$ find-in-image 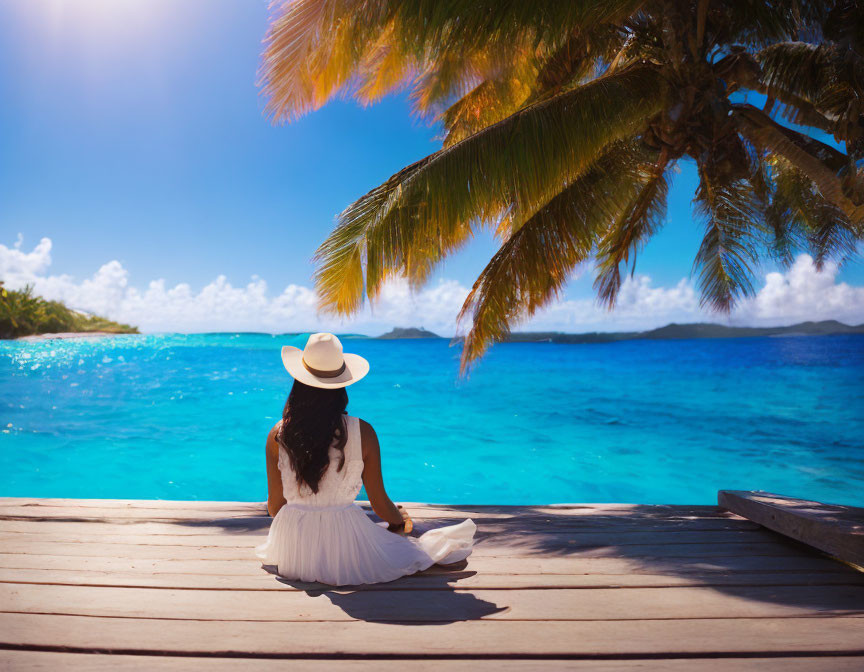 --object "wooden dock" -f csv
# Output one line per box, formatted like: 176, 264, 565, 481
1, 497, 863, 670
